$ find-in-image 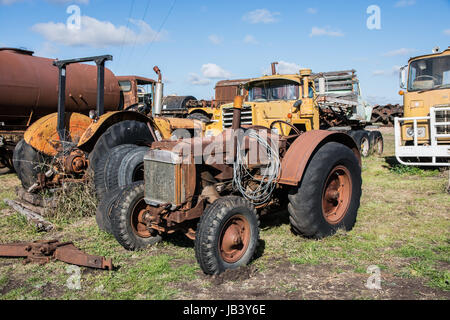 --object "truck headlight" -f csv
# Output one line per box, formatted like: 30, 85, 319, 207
405, 126, 426, 138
